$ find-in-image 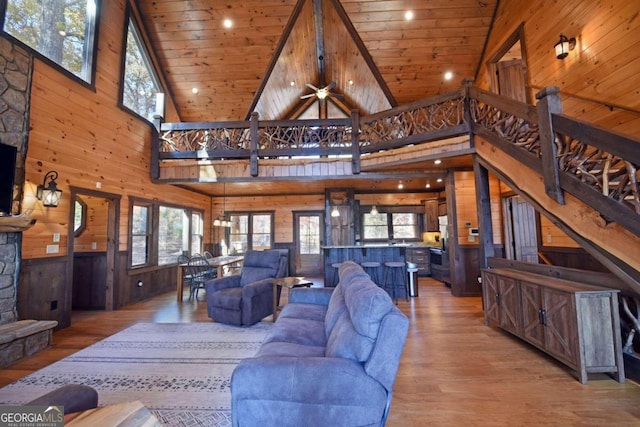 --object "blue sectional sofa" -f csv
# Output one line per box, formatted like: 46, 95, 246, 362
231, 261, 410, 427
